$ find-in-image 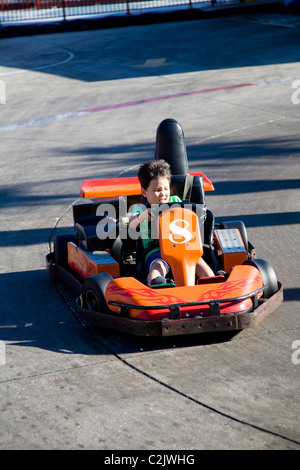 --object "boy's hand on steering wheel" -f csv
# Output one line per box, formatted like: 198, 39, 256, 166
138, 208, 152, 223
149, 205, 160, 220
